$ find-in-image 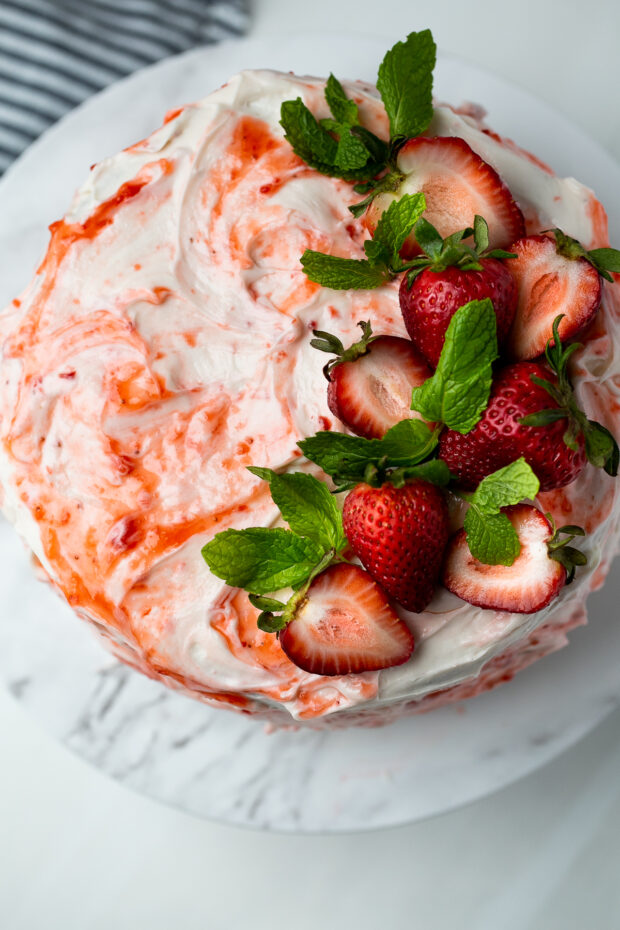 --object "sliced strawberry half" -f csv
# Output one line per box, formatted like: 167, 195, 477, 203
367, 137, 525, 256
279, 563, 414, 676
442, 504, 566, 614
327, 335, 432, 438
505, 234, 602, 360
